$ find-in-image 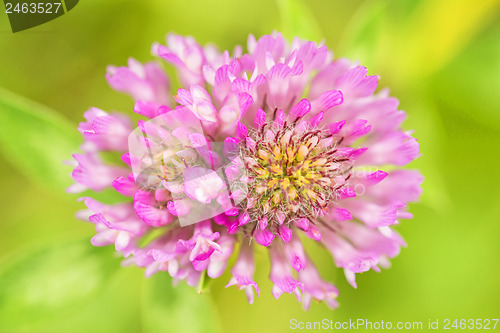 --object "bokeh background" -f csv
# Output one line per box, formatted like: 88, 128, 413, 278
1, 0, 499, 332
